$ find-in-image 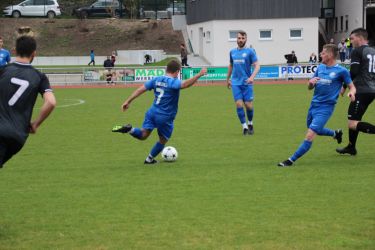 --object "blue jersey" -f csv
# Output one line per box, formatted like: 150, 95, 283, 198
0, 49, 11, 66
311, 64, 352, 105
229, 47, 258, 85
144, 75, 182, 119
